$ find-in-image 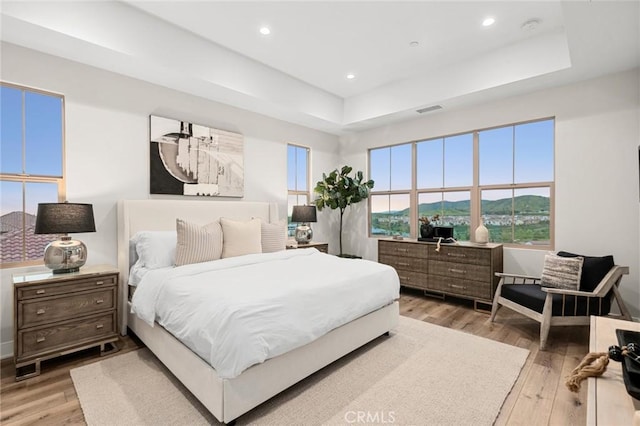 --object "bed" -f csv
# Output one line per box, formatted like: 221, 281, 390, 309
117, 199, 399, 424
